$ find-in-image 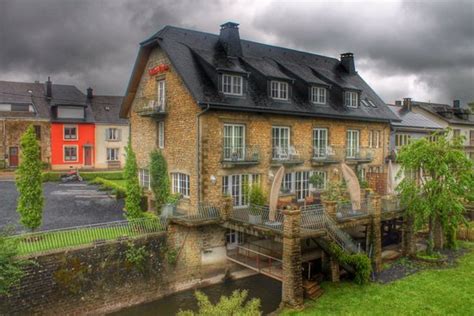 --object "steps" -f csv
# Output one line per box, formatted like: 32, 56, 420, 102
303, 280, 324, 300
